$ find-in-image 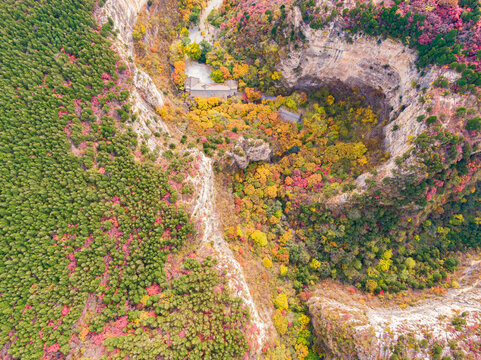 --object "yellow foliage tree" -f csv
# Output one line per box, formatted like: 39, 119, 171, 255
251, 230, 267, 247
274, 293, 288, 310
265, 185, 277, 198
273, 309, 288, 335
295, 344, 309, 360
365, 279, 378, 293
310, 259, 321, 270
232, 63, 249, 79
263, 257, 273, 268
219, 66, 232, 80
279, 230, 292, 244
245, 87, 262, 102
